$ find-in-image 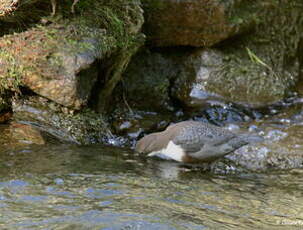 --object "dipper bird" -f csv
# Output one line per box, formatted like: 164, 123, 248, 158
135, 121, 263, 163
